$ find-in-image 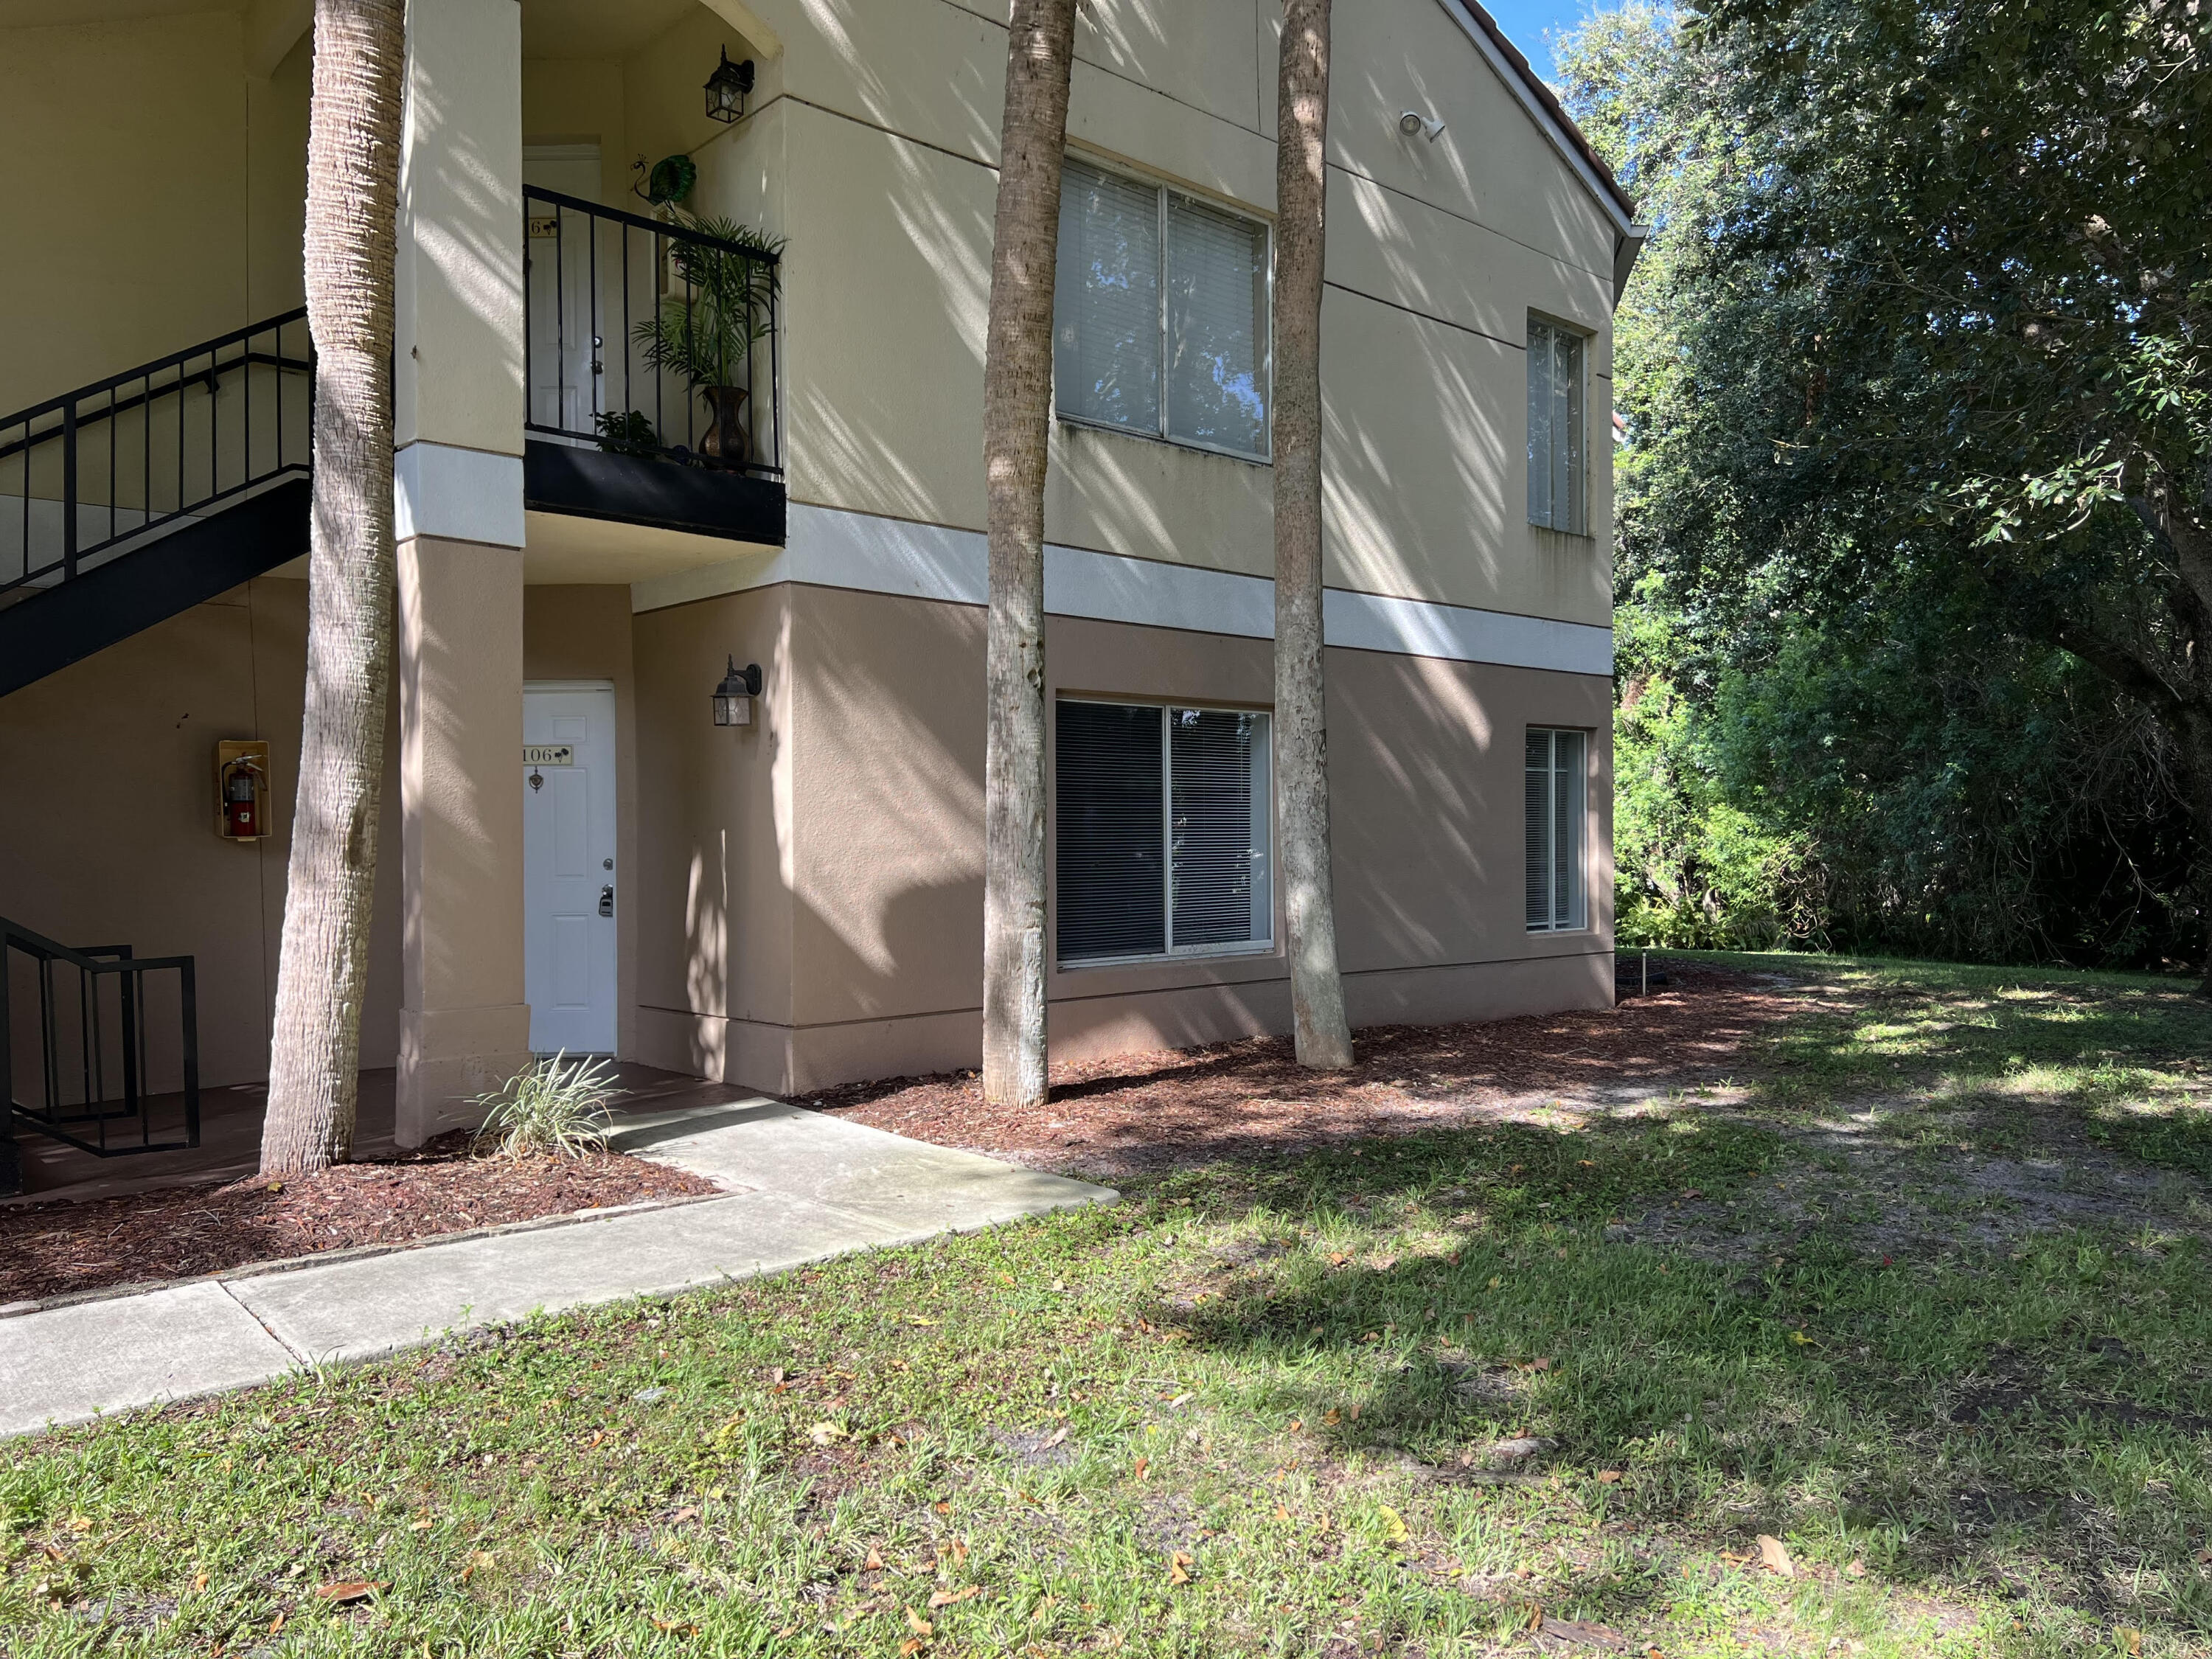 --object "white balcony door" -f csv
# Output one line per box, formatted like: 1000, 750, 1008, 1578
524, 683, 617, 1055
524, 144, 602, 436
